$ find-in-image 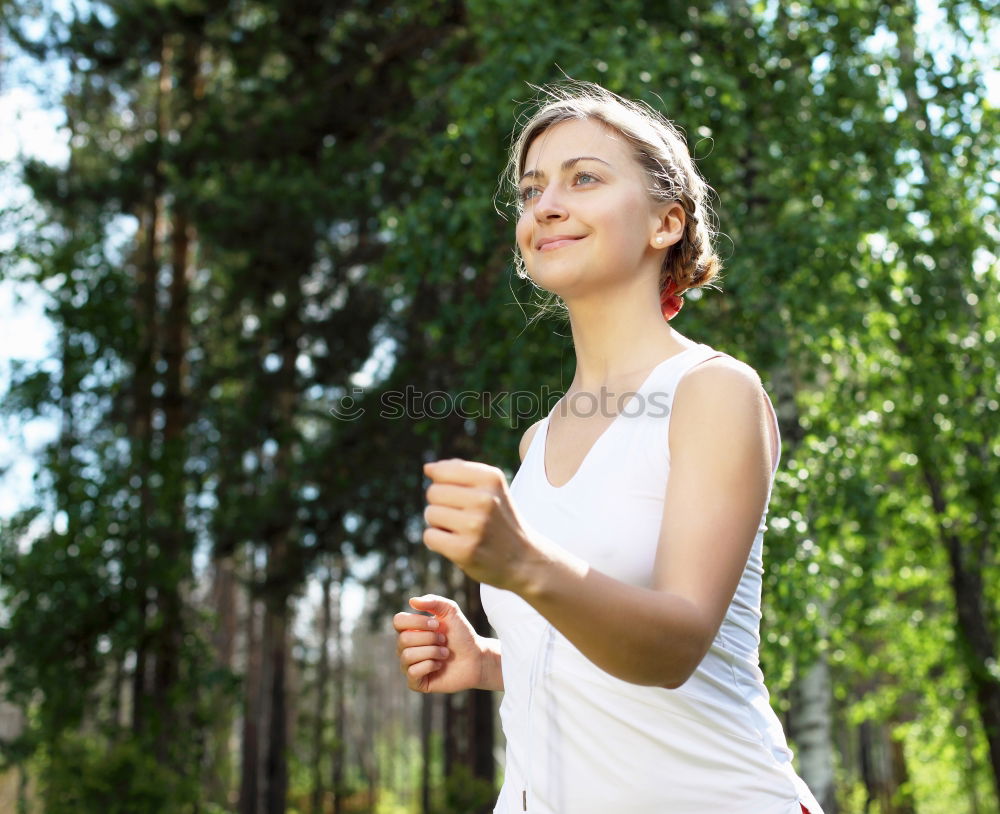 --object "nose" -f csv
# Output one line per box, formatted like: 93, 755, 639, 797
533, 184, 568, 223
